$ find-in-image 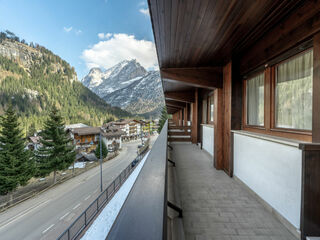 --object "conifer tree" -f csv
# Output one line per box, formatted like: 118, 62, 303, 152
158, 106, 169, 133
95, 139, 108, 159
0, 105, 35, 195
27, 122, 37, 137
36, 106, 75, 184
